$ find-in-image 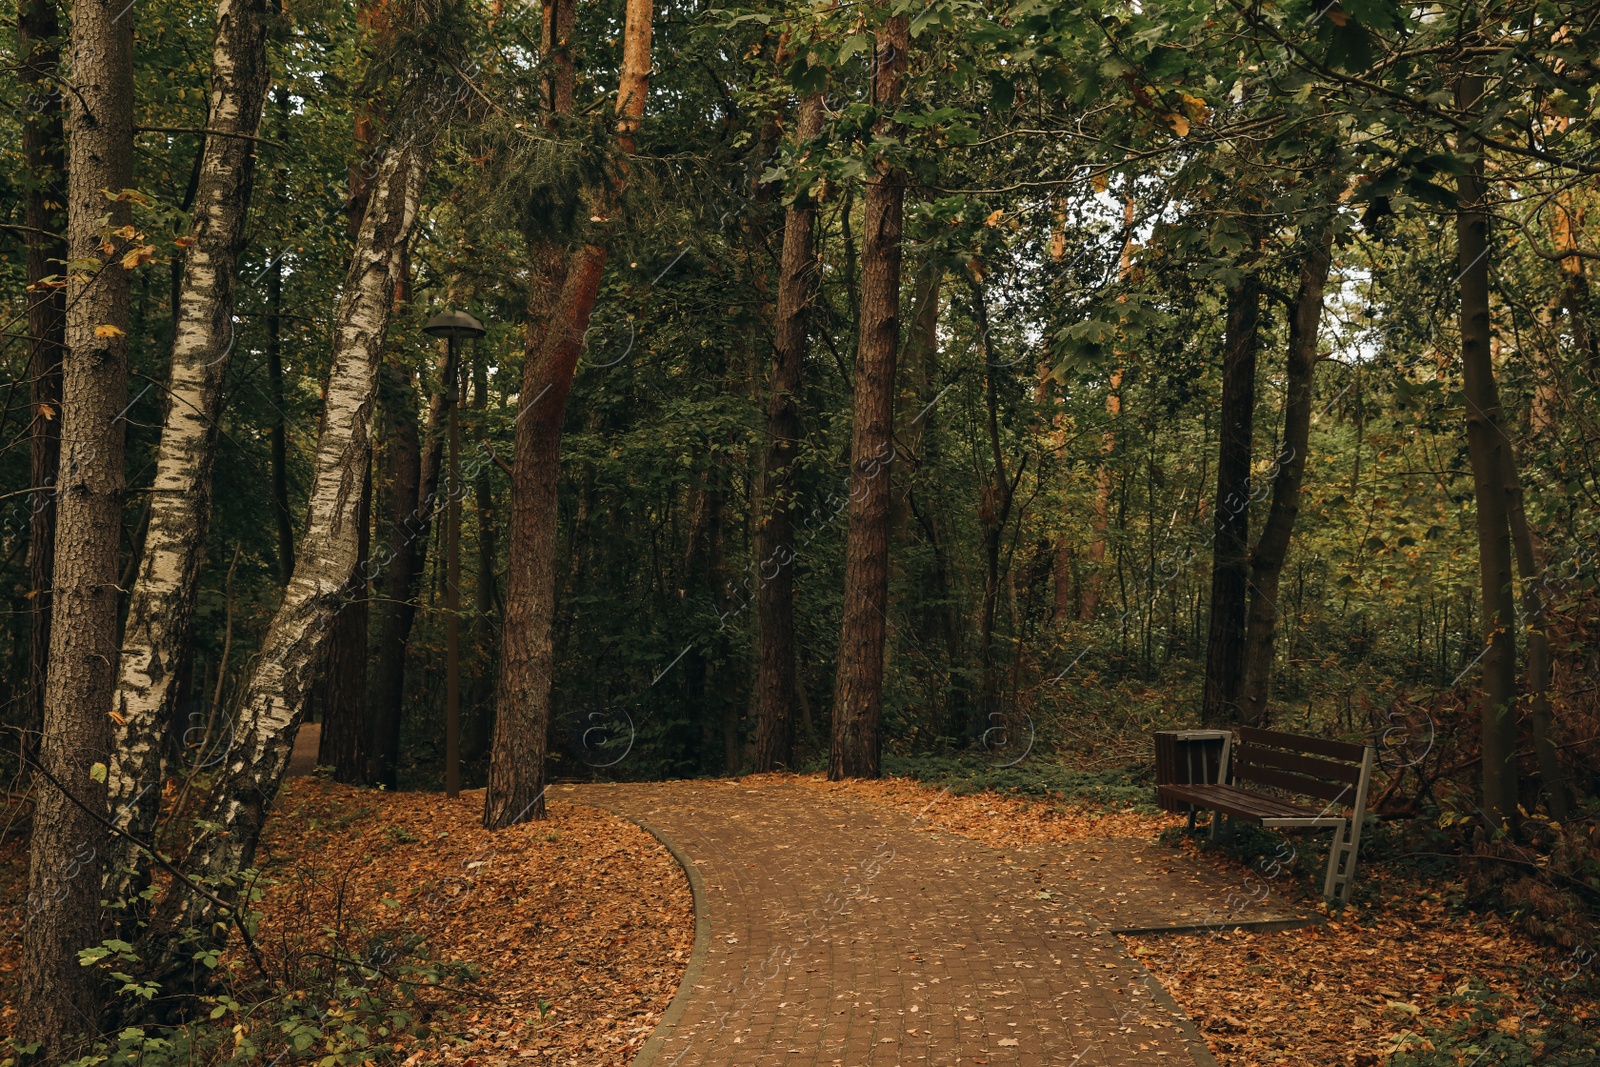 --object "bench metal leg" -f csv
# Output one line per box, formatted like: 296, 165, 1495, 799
1323, 818, 1359, 901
